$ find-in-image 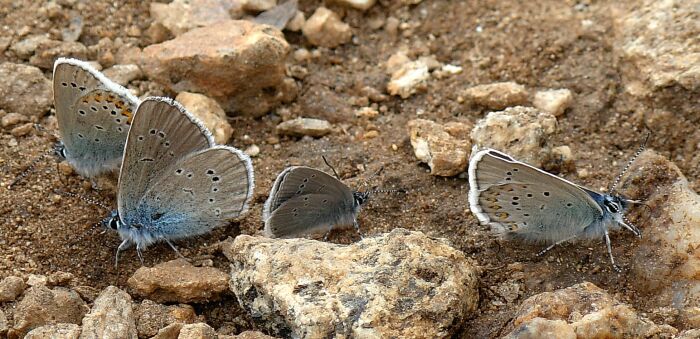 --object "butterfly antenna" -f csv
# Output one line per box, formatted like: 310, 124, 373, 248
54, 189, 111, 211
360, 166, 385, 191
8, 149, 55, 189
322, 155, 342, 180
68, 221, 103, 246
609, 132, 650, 194
368, 188, 408, 195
